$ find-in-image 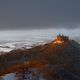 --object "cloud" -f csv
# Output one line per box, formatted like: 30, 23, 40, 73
0, 0, 80, 30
